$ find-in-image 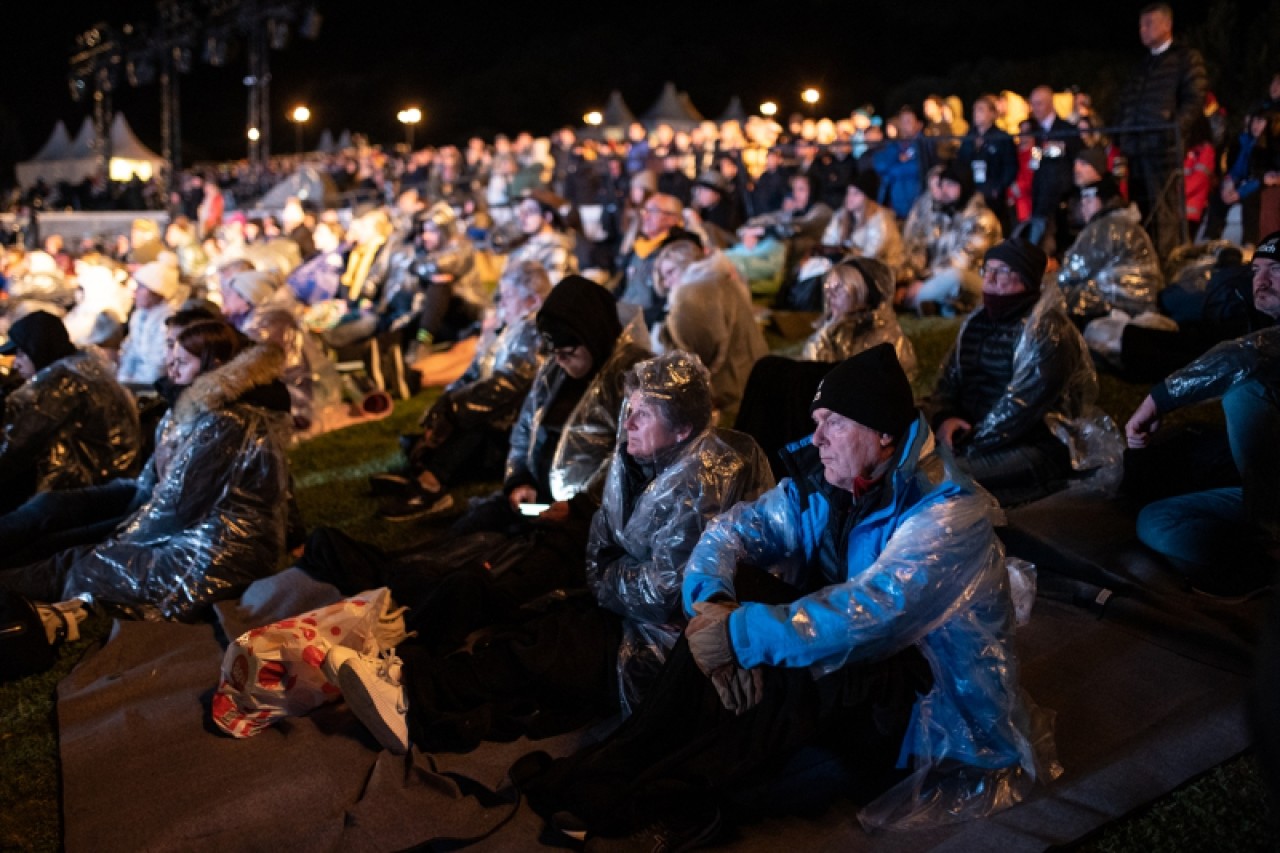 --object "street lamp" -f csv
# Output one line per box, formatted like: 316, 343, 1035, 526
801, 88, 821, 107
583, 110, 603, 126
759, 101, 778, 117
290, 105, 310, 154
397, 107, 422, 150
247, 126, 260, 141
